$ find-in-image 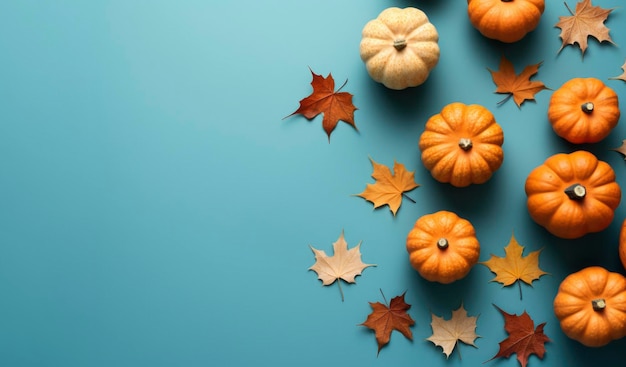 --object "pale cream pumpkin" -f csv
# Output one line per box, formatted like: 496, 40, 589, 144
360, 7, 440, 90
